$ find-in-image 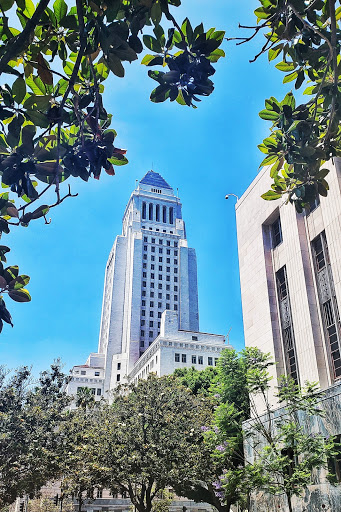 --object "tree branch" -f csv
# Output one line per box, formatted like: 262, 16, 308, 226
0, 0, 51, 75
